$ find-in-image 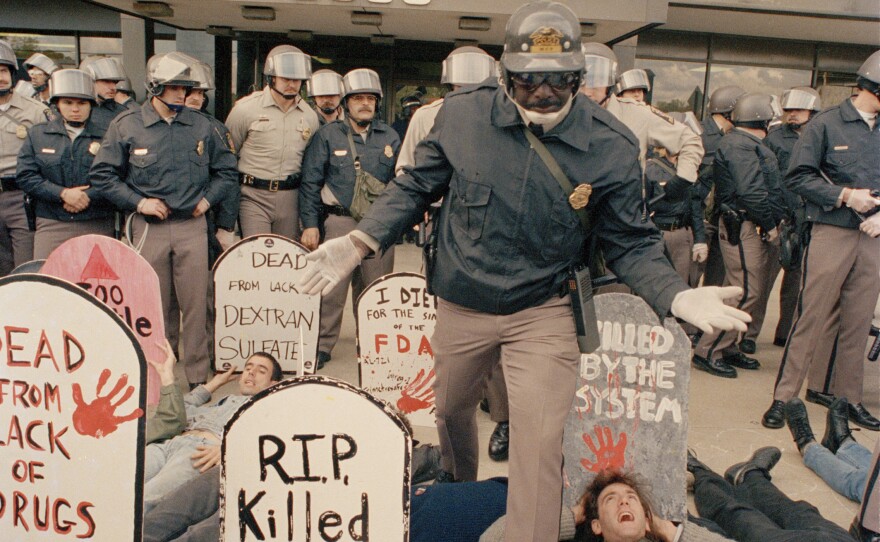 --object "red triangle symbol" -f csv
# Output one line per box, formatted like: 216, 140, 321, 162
80, 245, 120, 282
